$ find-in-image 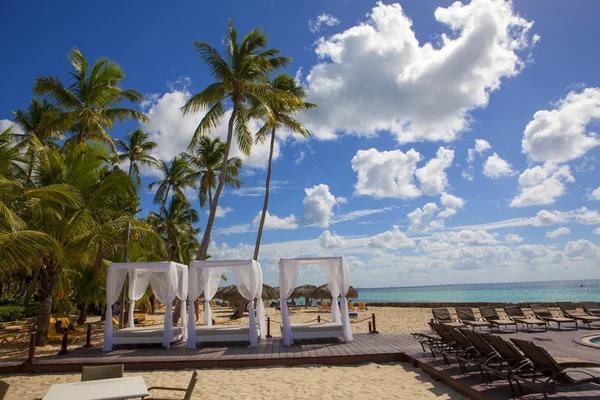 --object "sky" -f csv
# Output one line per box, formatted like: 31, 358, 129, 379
1, 0, 600, 288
